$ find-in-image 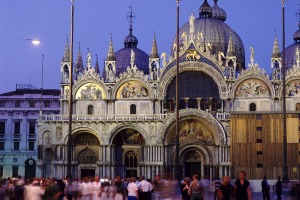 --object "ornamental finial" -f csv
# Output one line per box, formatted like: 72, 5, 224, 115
127, 6, 136, 35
